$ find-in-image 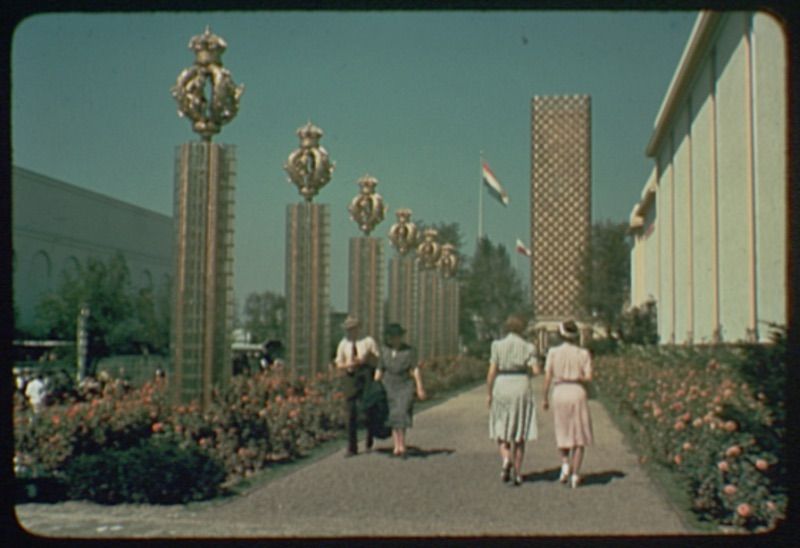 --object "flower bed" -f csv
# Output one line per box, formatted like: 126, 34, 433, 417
593, 331, 786, 532
15, 355, 485, 503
